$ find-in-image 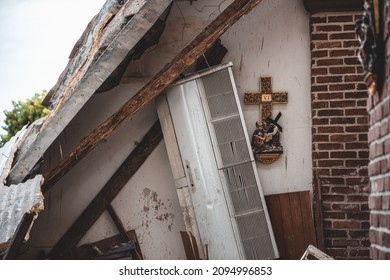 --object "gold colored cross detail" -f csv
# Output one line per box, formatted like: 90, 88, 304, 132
244, 77, 288, 122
